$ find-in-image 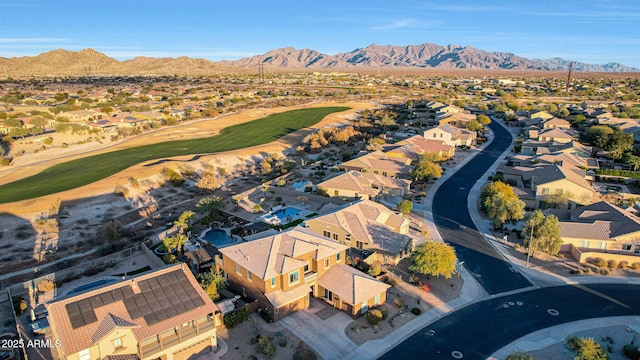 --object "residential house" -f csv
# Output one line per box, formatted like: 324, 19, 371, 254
317, 171, 411, 200
535, 128, 577, 144
529, 110, 554, 121
60, 110, 105, 123
498, 162, 596, 208
542, 118, 571, 129
46, 264, 219, 360
217, 227, 389, 320
547, 201, 640, 262
423, 124, 476, 147
437, 112, 476, 127
389, 135, 455, 161
305, 199, 415, 265
340, 150, 413, 179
